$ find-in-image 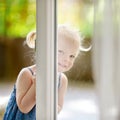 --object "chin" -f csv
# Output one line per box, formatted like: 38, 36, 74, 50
58, 66, 71, 73
58, 68, 62, 73
58, 68, 65, 73
62, 68, 69, 73
65, 68, 71, 72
